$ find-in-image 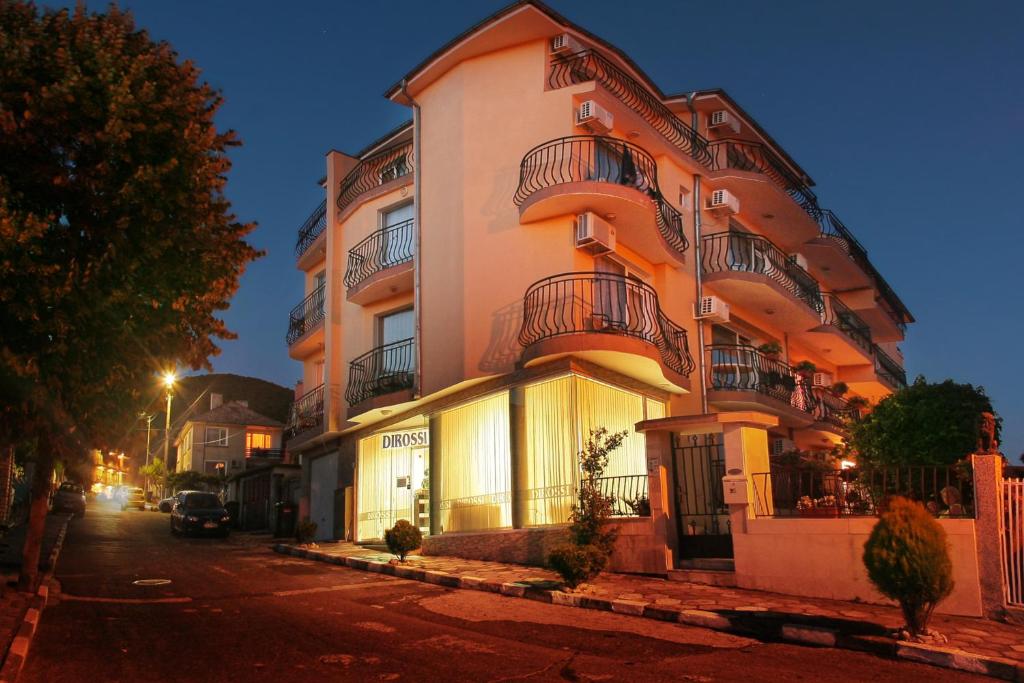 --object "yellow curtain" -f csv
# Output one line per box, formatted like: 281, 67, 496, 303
646, 397, 666, 420
437, 393, 511, 533
524, 376, 577, 526
357, 429, 425, 540
576, 376, 647, 478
